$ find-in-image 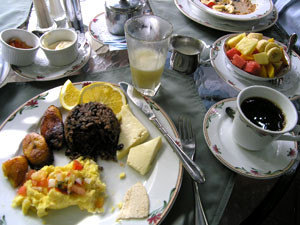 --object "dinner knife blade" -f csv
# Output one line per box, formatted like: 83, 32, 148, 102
119, 82, 205, 184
